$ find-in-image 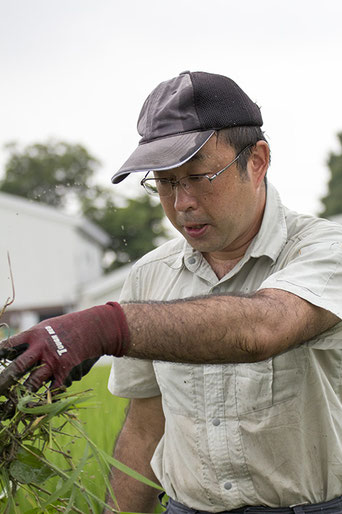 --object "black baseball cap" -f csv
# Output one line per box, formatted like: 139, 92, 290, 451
112, 71, 263, 184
